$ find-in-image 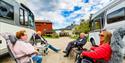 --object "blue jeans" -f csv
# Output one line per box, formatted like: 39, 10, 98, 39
32, 55, 42, 63
47, 44, 59, 52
